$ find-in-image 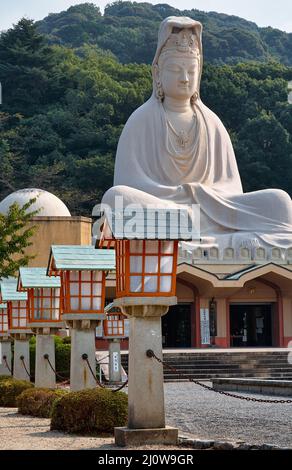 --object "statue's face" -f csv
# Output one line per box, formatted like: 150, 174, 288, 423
158, 55, 199, 101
